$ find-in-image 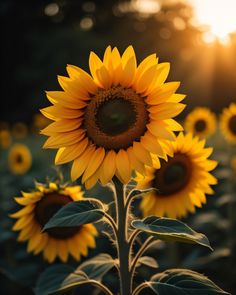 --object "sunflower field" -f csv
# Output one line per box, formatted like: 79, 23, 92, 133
1, 1, 236, 295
